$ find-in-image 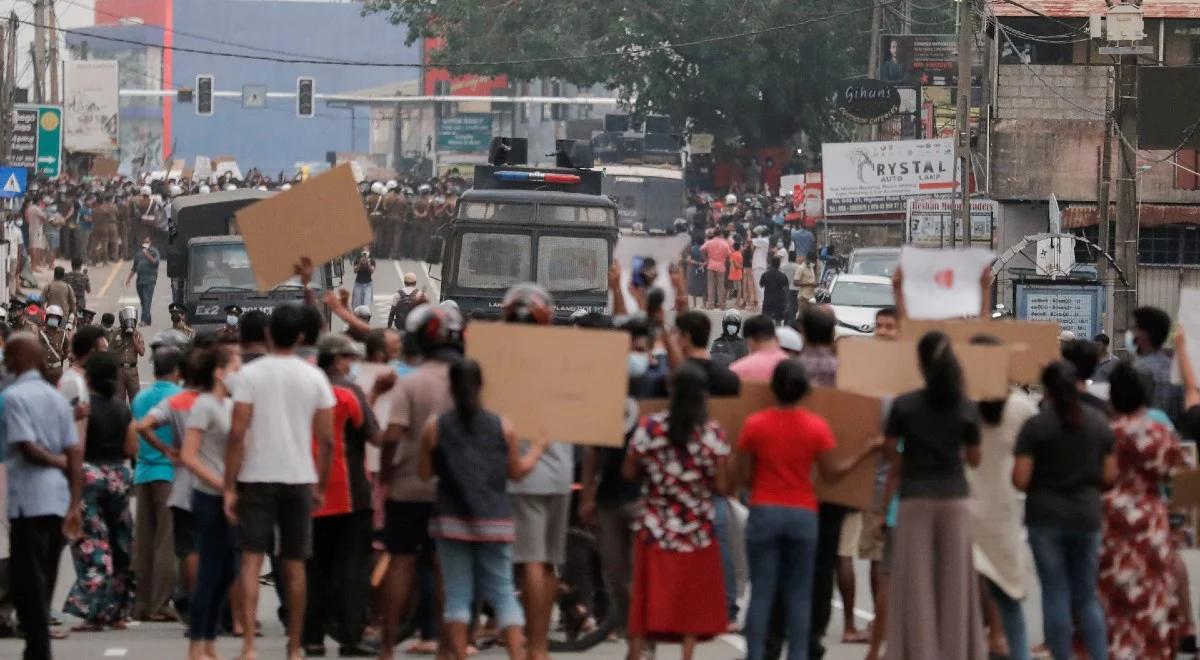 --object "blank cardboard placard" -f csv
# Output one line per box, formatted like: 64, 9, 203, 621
639, 384, 881, 509
808, 387, 883, 510
1172, 469, 1200, 510
467, 322, 628, 447
836, 337, 1010, 400
235, 163, 372, 290
638, 382, 774, 444
1173, 289, 1200, 386
900, 319, 1060, 385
